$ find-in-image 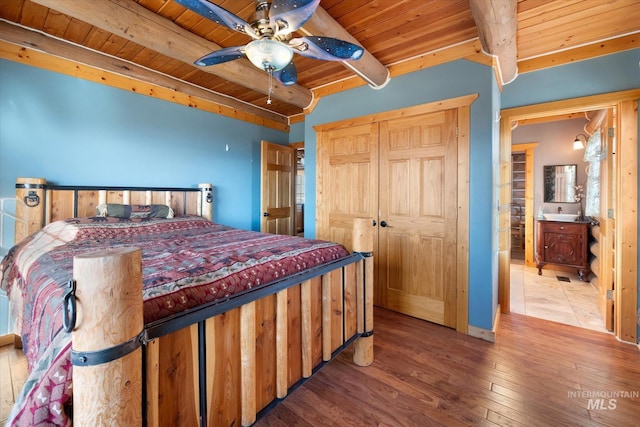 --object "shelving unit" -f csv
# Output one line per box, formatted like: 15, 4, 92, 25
511, 152, 526, 252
